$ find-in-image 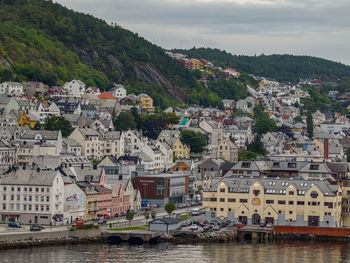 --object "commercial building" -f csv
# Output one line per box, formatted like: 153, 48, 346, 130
203, 177, 342, 227
134, 172, 189, 206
